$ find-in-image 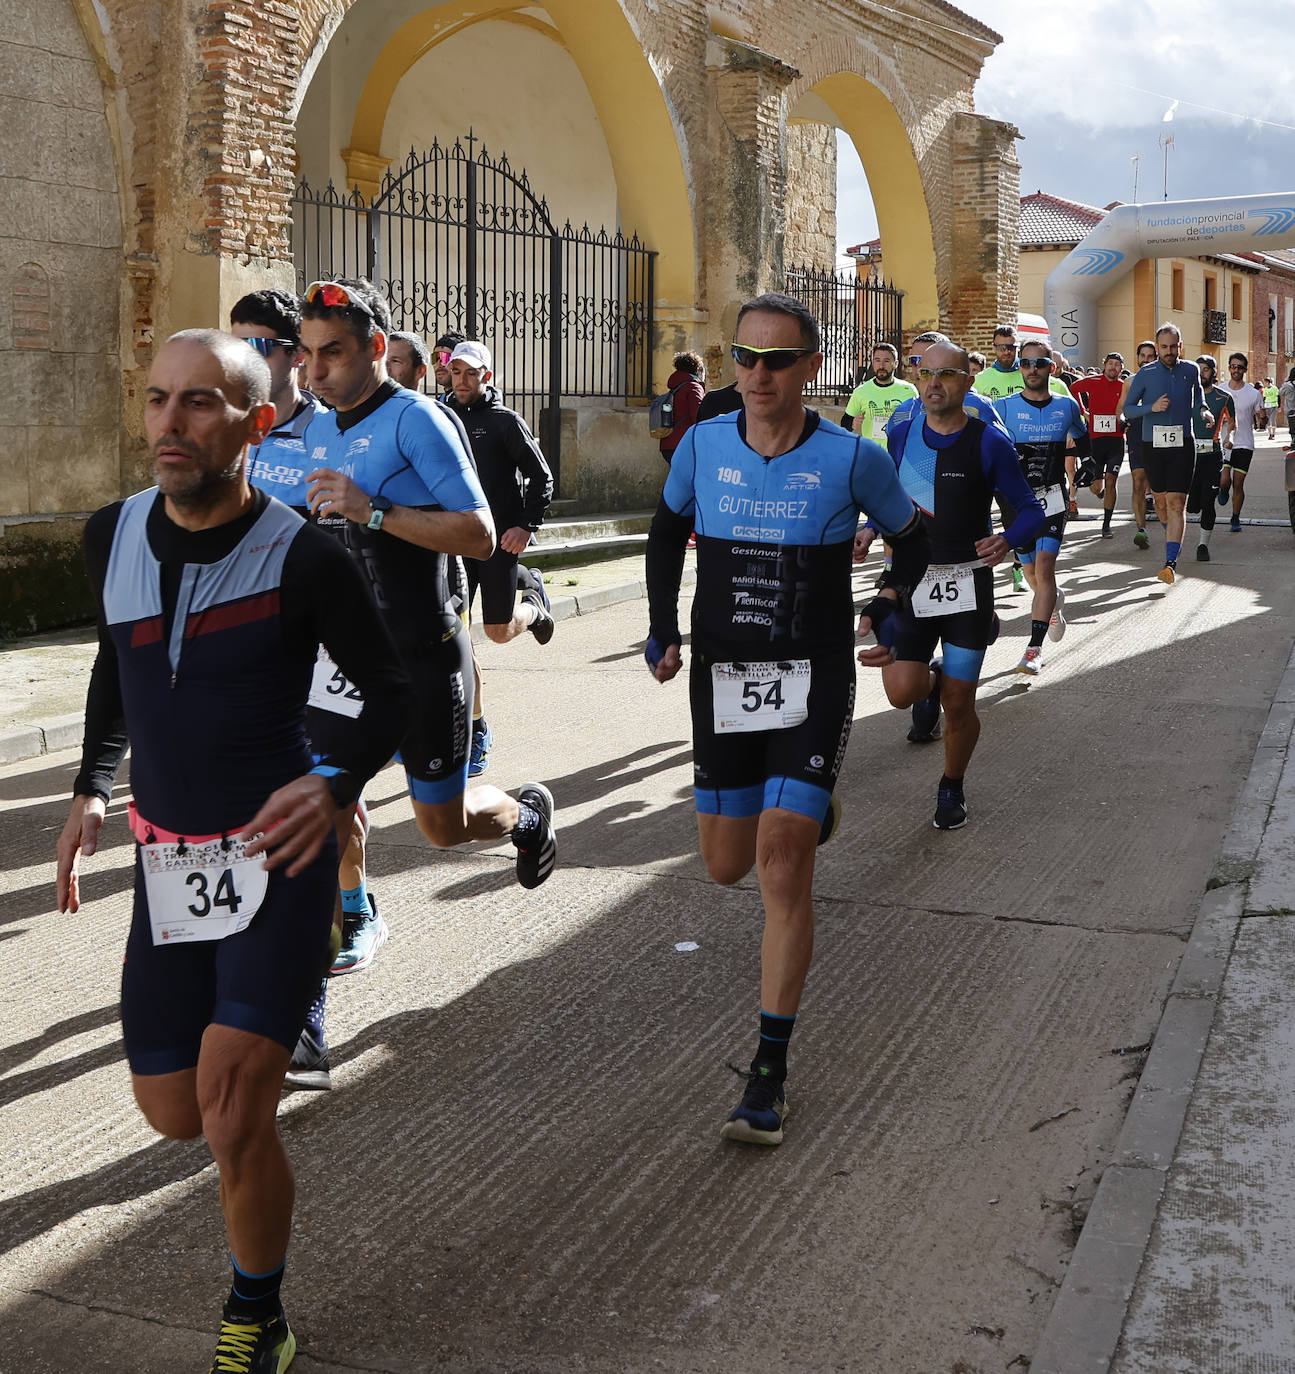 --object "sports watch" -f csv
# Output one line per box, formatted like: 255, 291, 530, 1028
366, 494, 393, 531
